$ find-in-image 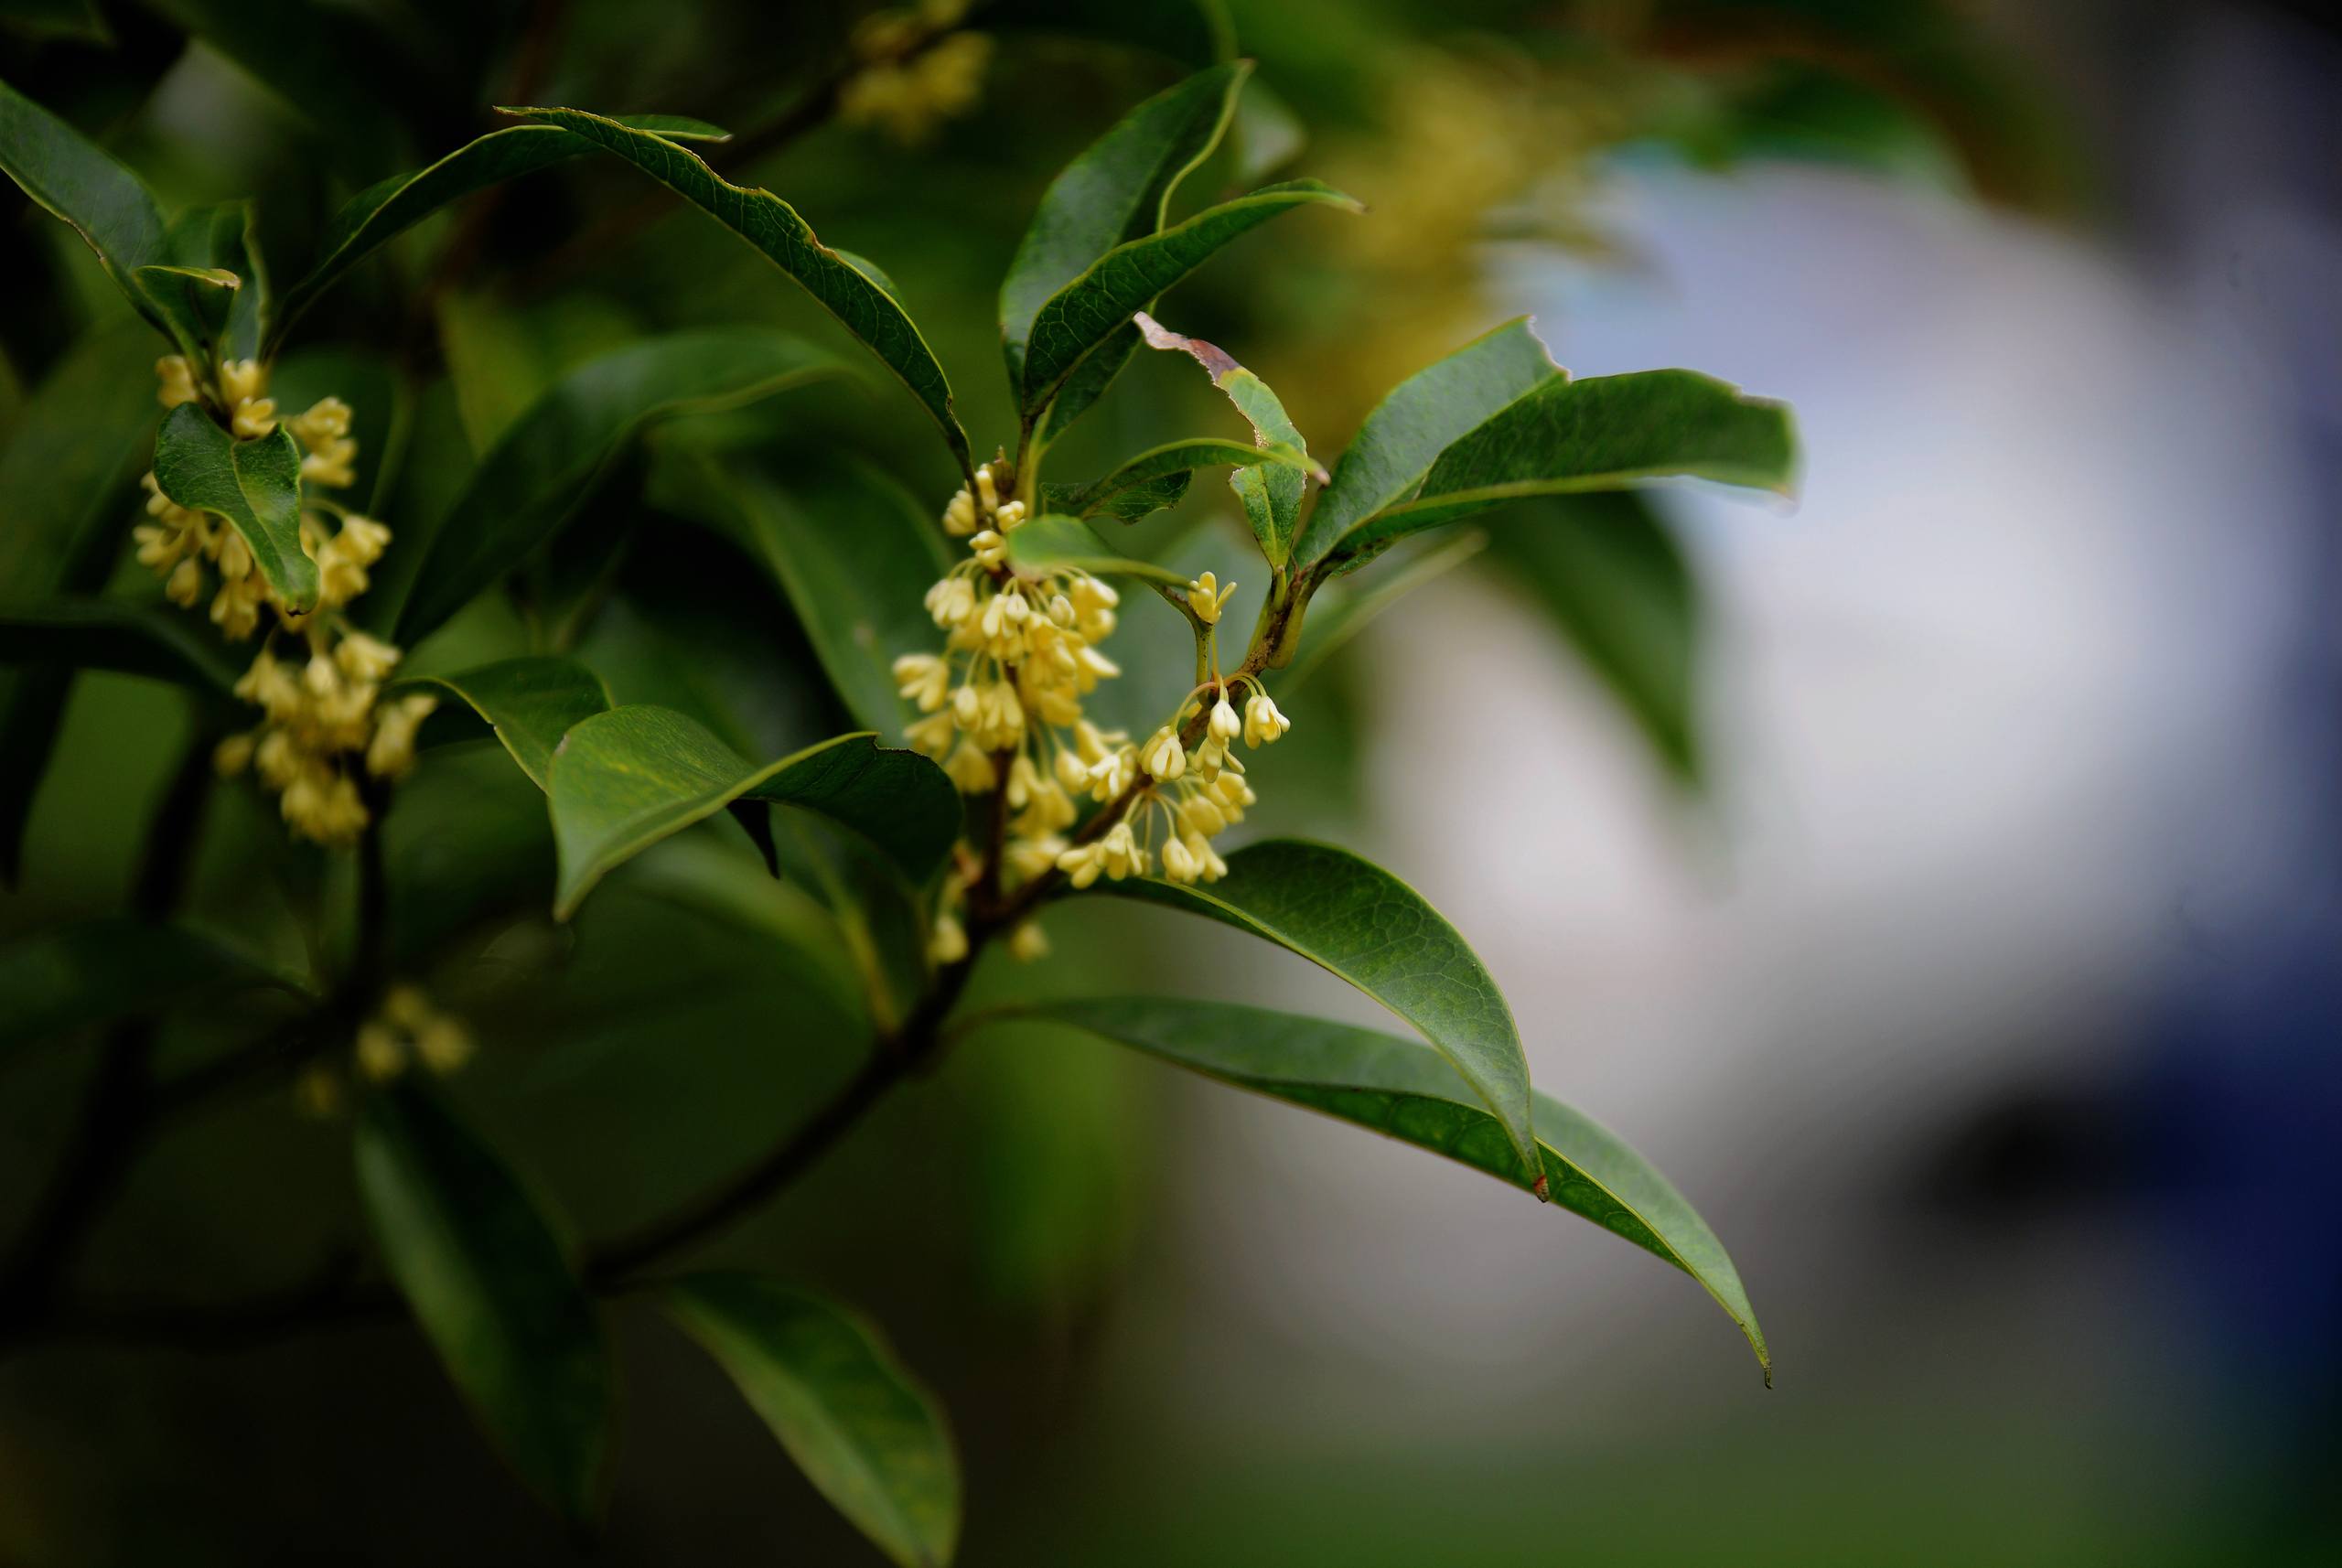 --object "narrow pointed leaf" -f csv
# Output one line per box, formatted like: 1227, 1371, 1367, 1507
999, 61, 1248, 382
166, 201, 269, 360
547, 707, 957, 918
1295, 317, 1562, 568
1135, 312, 1317, 564
0, 75, 169, 330
1094, 839, 1541, 1182
1042, 469, 1190, 523
661, 1276, 961, 1568
354, 1083, 613, 1522
399, 657, 612, 790
1325, 371, 1798, 572
391, 329, 844, 646
660, 454, 952, 735
268, 118, 730, 352
132, 264, 241, 365
1008, 996, 1769, 1380
137, 0, 428, 169
151, 403, 317, 611
1048, 436, 1315, 521
1004, 512, 1187, 587
1, 916, 310, 1057
0, 597, 244, 695
497, 105, 972, 471
1018, 178, 1361, 418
